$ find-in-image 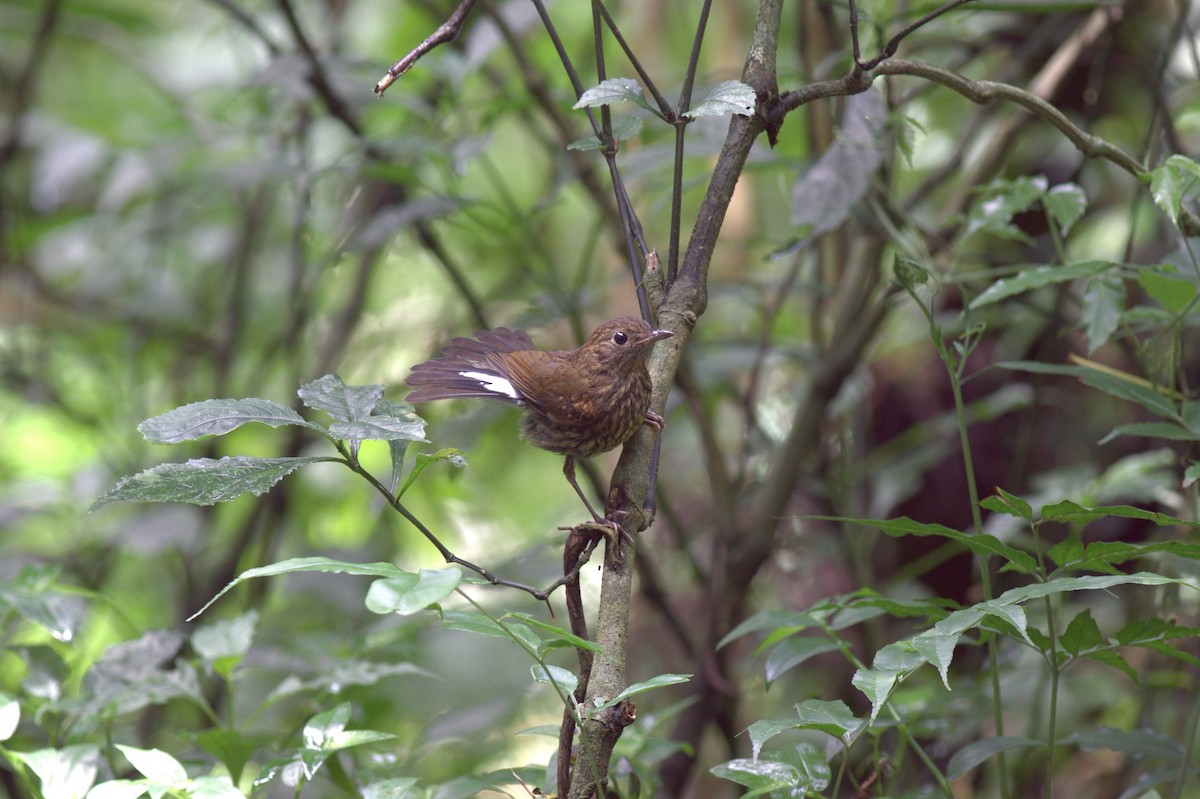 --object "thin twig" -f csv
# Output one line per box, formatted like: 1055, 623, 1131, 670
592, 0, 674, 118
373, 0, 478, 96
